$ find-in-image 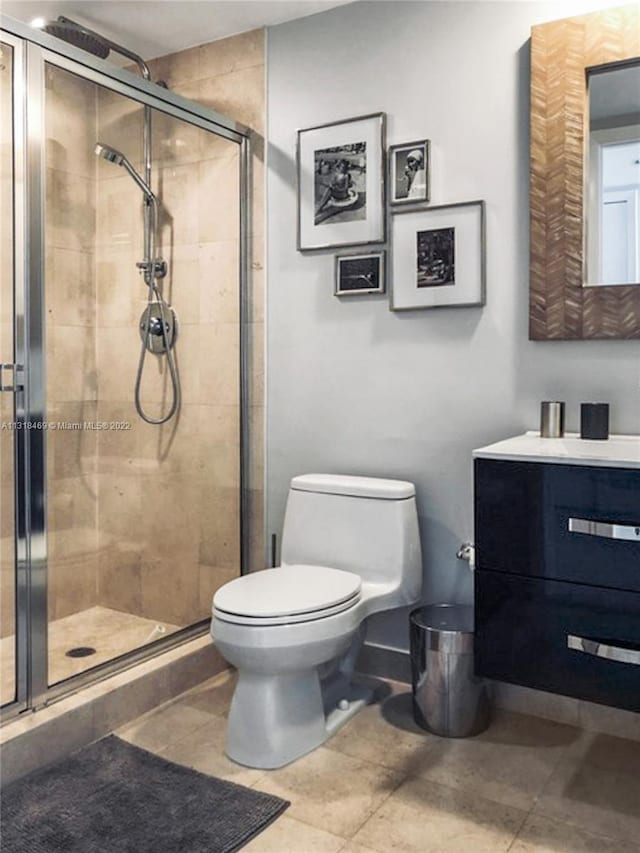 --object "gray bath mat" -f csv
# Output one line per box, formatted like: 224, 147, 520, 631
1, 735, 289, 853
